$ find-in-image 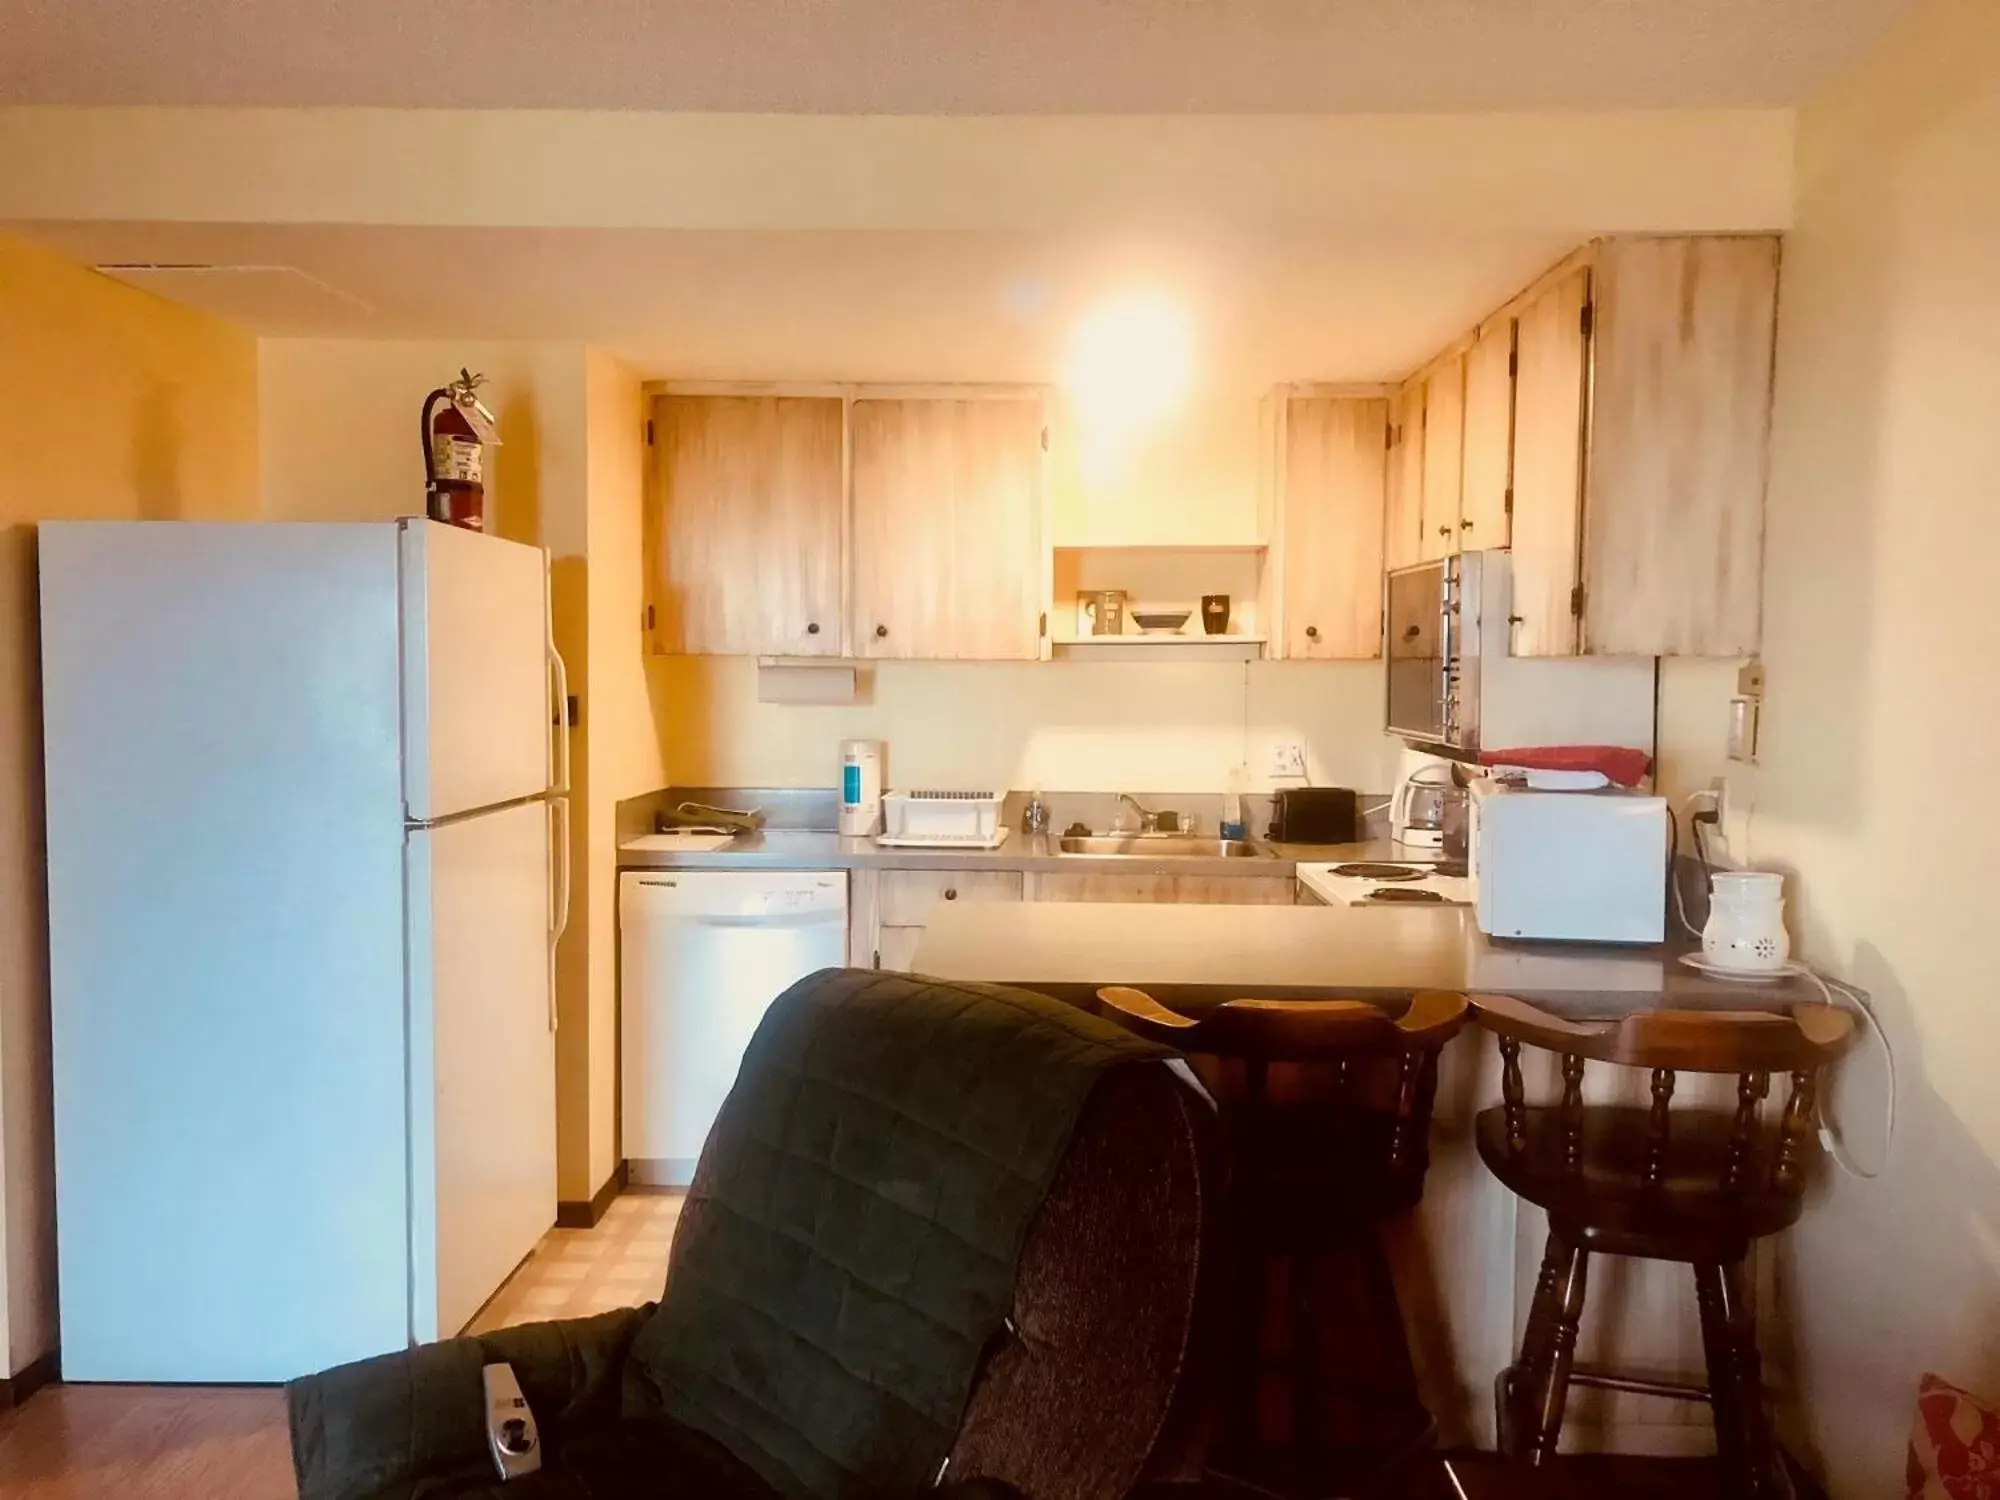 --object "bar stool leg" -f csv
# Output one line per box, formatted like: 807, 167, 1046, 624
1698, 1258, 1792, 1500
1524, 1239, 1589, 1466
1503, 1231, 1573, 1458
